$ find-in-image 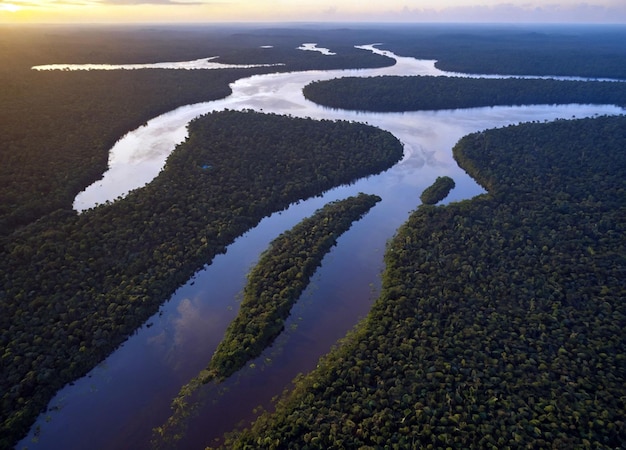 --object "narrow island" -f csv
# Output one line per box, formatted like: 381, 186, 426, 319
207, 193, 381, 381
303, 75, 626, 112
420, 176, 455, 205
154, 193, 381, 446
